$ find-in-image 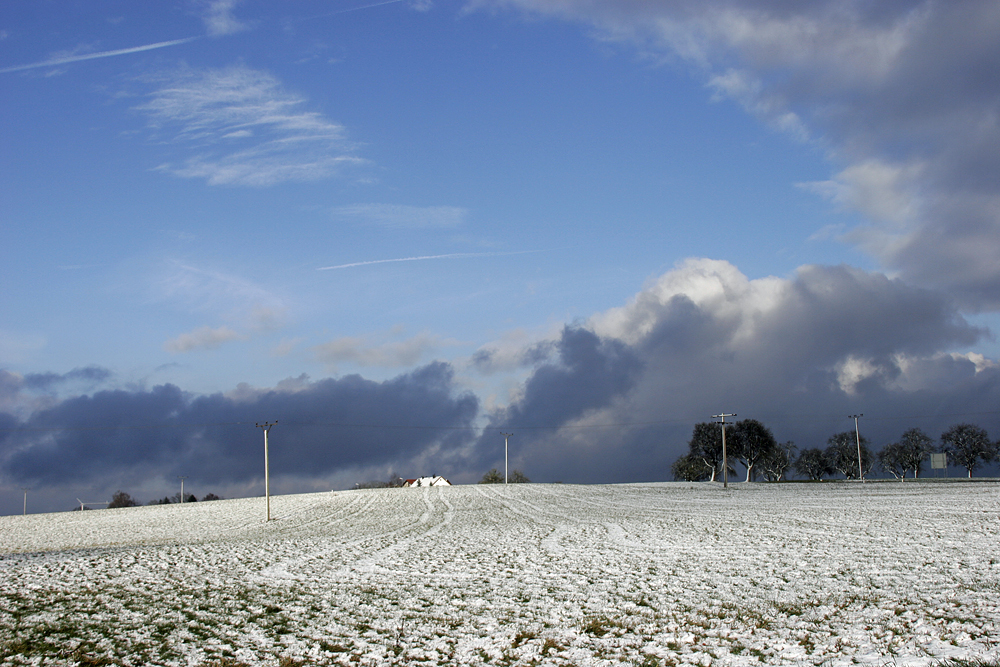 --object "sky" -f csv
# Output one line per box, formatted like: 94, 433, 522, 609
2, 0, 999, 514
